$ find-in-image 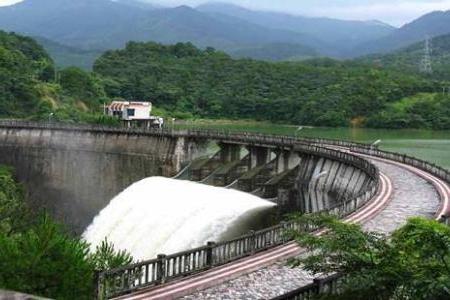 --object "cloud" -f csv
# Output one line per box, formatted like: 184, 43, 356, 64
0, 0, 22, 6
